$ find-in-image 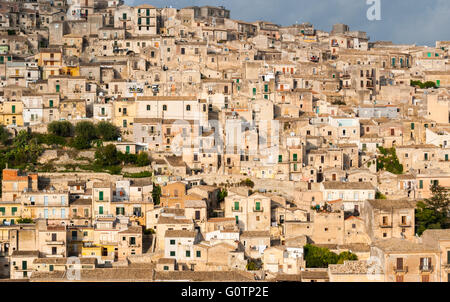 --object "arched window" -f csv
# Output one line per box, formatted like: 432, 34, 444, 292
163, 105, 167, 111
186, 105, 191, 111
